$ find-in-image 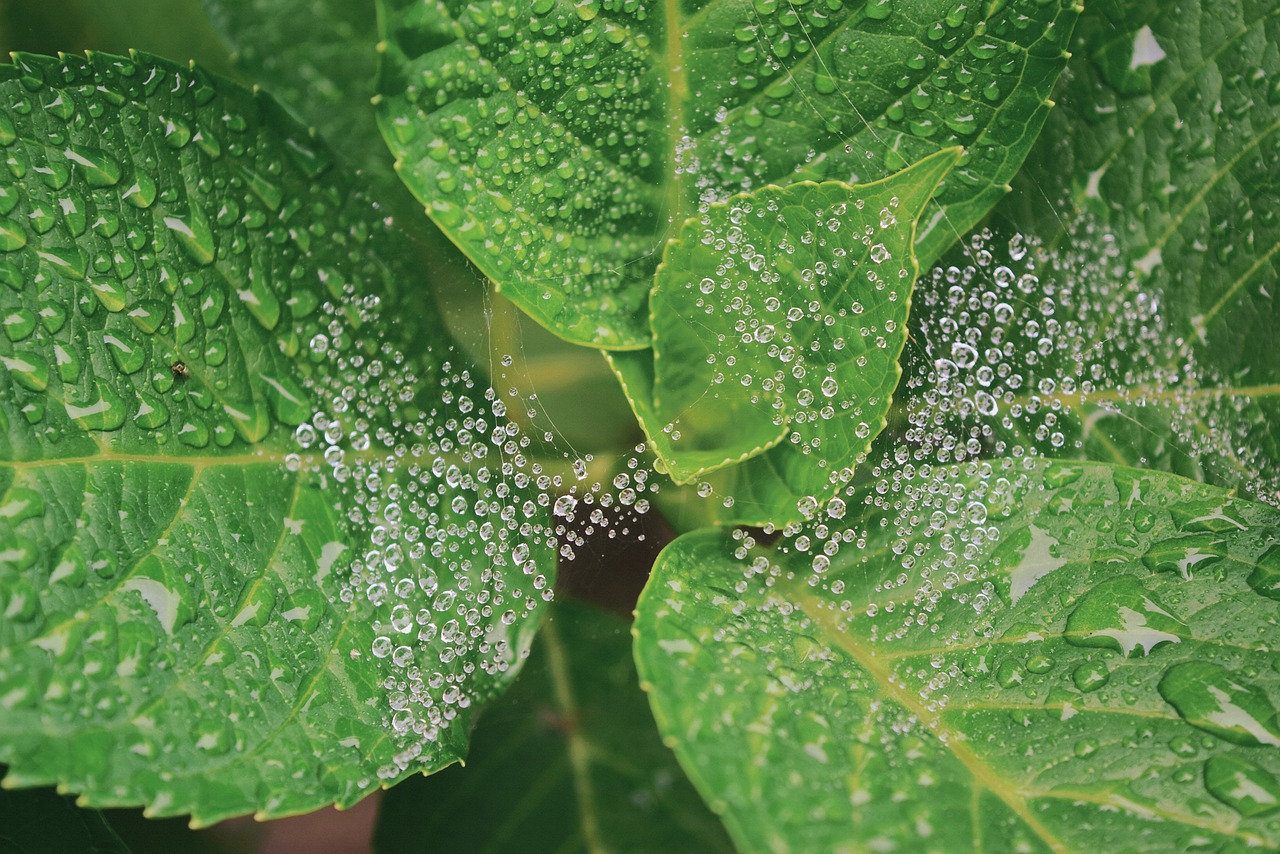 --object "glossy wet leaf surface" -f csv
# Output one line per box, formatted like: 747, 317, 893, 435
375, 0, 1078, 348
0, 52, 555, 824
613, 150, 955, 526
1005, 0, 1280, 501
636, 460, 1280, 852
376, 600, 733, 854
